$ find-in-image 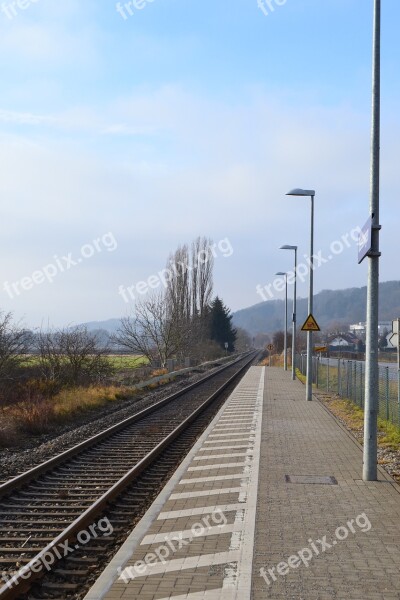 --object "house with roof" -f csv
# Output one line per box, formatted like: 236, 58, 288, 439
327, 332, 358, 352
